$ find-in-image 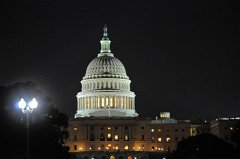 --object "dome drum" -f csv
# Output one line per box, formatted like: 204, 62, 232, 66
81, 78, 131, 92
75, 93, 137, 118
